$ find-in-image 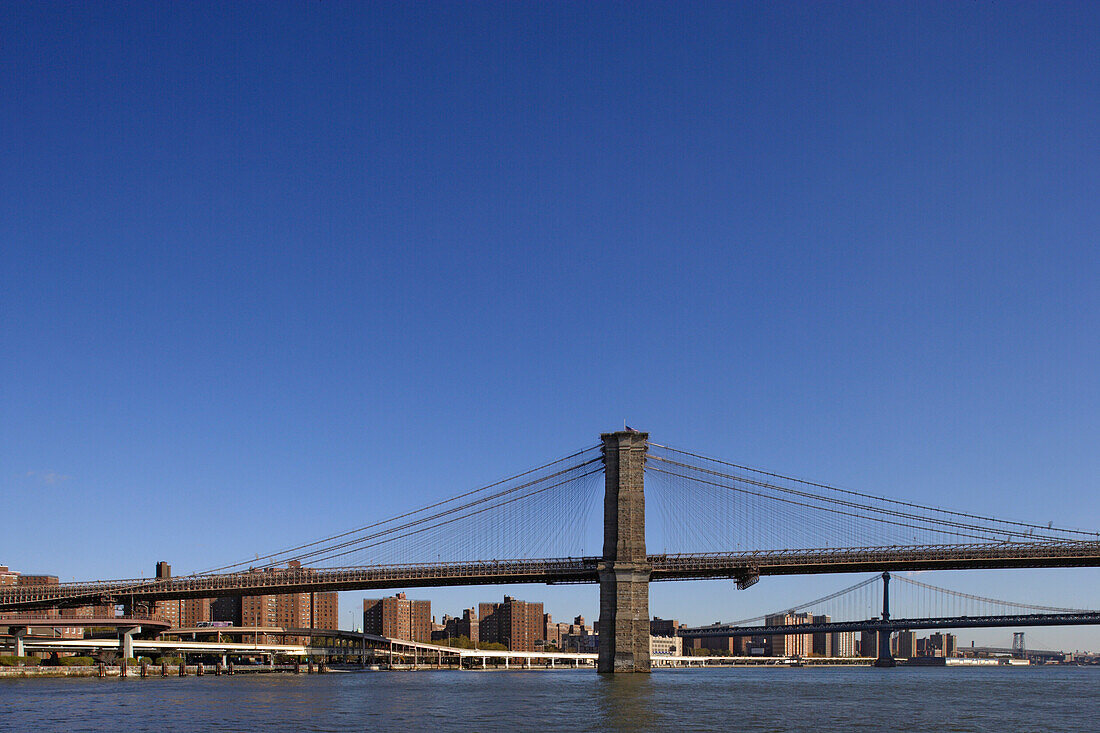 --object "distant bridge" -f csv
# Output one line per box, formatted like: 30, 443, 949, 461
679, 571, 1099, 665
681, 612, 1100, 639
